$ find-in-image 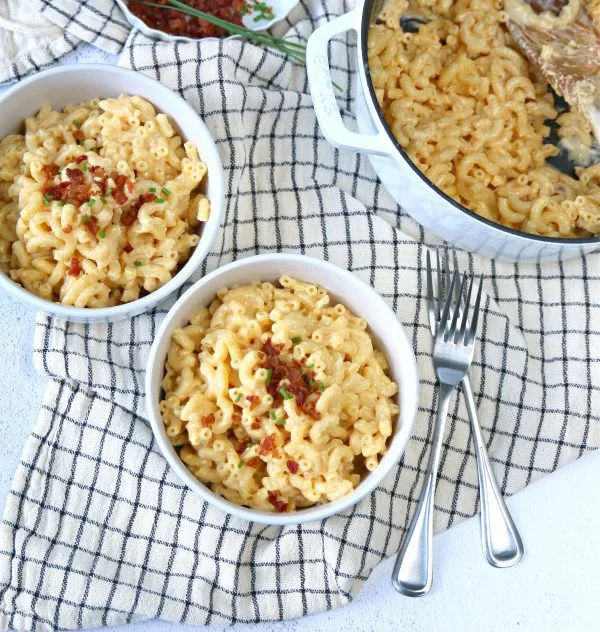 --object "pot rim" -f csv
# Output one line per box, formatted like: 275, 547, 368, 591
358, 0, 600, 246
